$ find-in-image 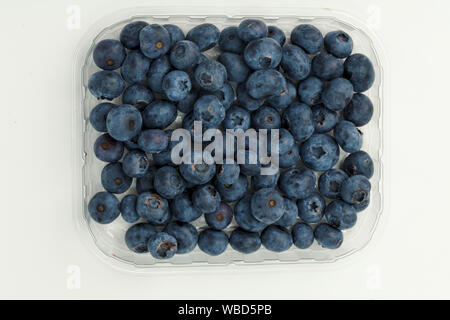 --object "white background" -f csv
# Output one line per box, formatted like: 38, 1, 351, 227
0, 0, 449, 299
